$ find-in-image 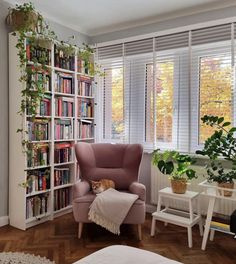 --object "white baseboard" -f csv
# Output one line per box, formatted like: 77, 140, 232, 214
145, 204, 156, 213
0, 216, 9, 227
